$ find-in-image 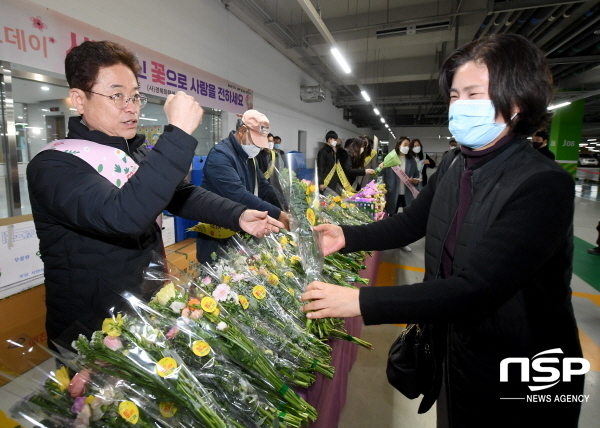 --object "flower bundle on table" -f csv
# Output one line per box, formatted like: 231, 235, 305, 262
344, 180, 387, 221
